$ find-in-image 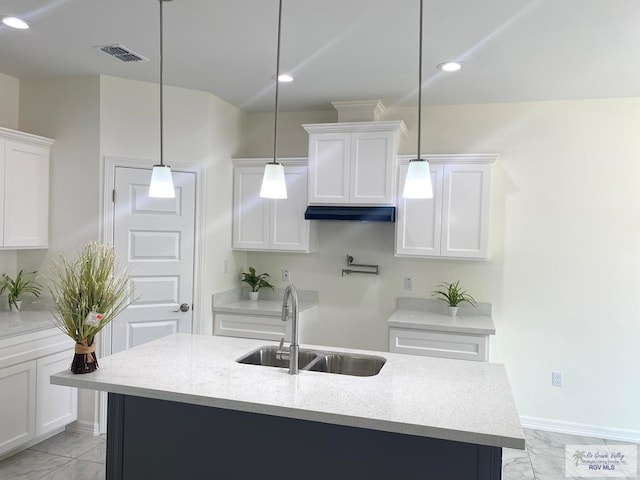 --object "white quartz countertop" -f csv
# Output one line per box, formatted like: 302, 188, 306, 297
213, 298, 317, 316
388, 309, 496, 335
0, 310, 55, 339
51, 333, 524, 449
